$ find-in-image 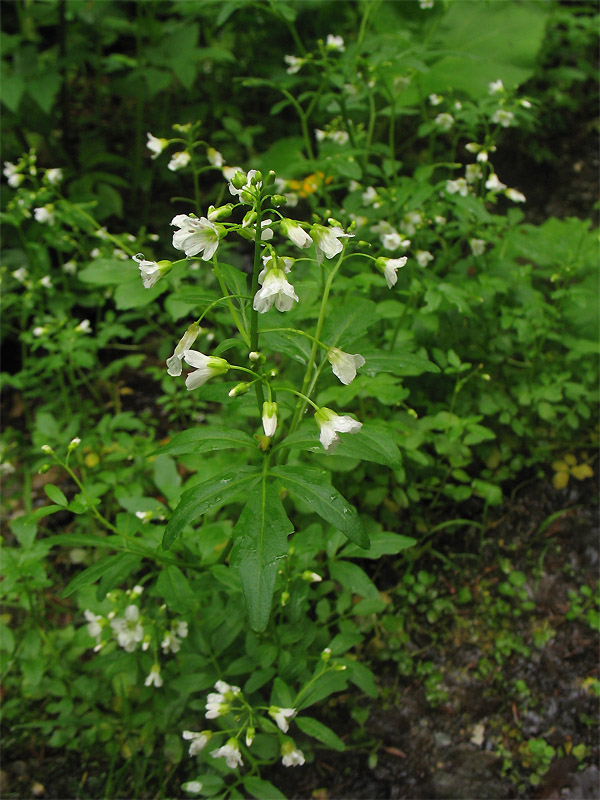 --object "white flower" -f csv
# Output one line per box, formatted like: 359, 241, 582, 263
12, 267, 28, 283
69, 437, 81, 449
327, 347, 365, 385
222, 165, 243, 182
469, 238, 486, 256
90, 247, 101, 258
206, 147, 223, 167
314, 406, 362, 453
520, 99, 532, 109
403, 211, 423, 234
168, 151, 191, 171
171, 214, 221, 260
505, 188, 526, 203
228, 168, 262, 200
132, 254, 163, 288
330, 130, 349, 145
465, 163, 482, 184
280, 218, 313, 249
45, 168, 63, 185
376, 256, 408, 289
361, 186, 378, 206
34, 206, 54, 225
284, 55, 305, 74
136, 510, 152, 523
182, 730, 210, 756
281, 741, 306, 767
419, 0, 434, 8
310, 224, 353, 263
182, 781, 203, 795
110, 605, 144, 652
489, 79, 504, 94
253, 268, 299, 314
75, 319, 91, 333
262, 401, 278, 437
415, 250, 434, 268
211, 740, 243, 769
269, 707, 296, 733
428, 93, 443, 106
214, 680, 241, 696
445, 178, 468, 197
174, 620, 188, 638
381, 230, 410, 251
166, 322, 201, 377
147, 132, 168, 159
492, 109, 514, 127
4, 162, 24, 187
434, 215, 446, 226
326, 34, 345, 52
260, 254, 293, 278
84, 609, 103, 639
145, 665, 163, 688
39, 276, 53, 289
435, 113, 454, 131
32, 326, 46, 337
161, 632, 181, 654
485, 173, 507, 192
182, 350, 229, 391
